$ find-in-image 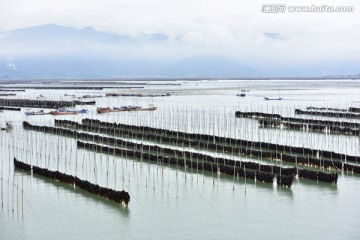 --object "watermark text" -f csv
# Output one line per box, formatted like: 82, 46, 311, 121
261, 4, 354, 13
